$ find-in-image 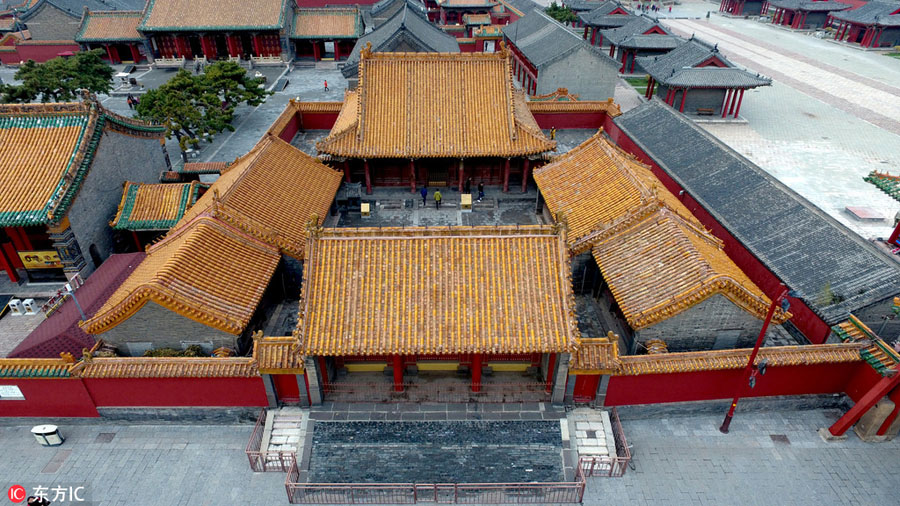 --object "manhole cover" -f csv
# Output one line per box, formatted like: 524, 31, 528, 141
770, 434, 790, 445
95, 432, 116, 443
